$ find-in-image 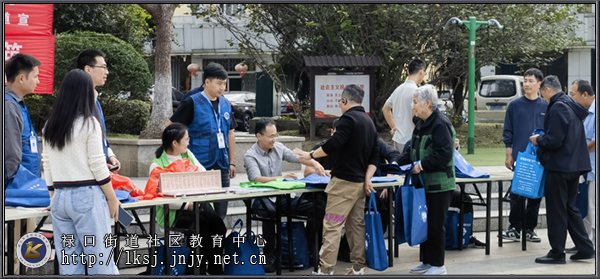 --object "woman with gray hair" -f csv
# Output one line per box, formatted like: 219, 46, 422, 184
396, 84, 456, 275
